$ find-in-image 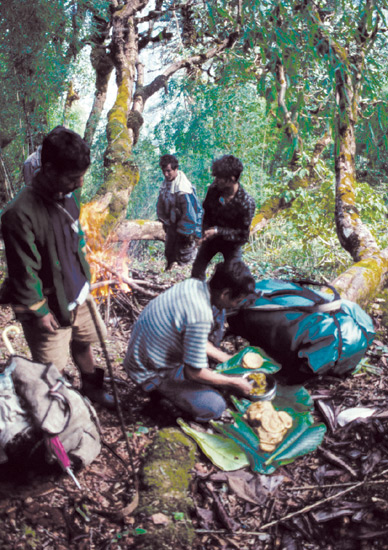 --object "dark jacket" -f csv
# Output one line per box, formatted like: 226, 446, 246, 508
1, 185, 90, 326
202, 183, 256, 243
